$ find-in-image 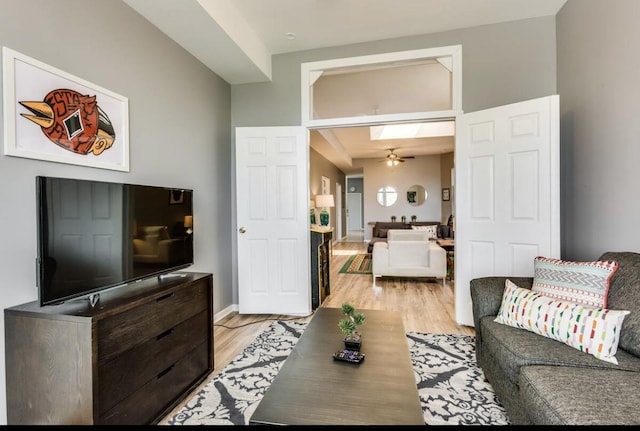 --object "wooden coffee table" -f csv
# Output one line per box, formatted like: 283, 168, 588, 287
249, 307, 424, 425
